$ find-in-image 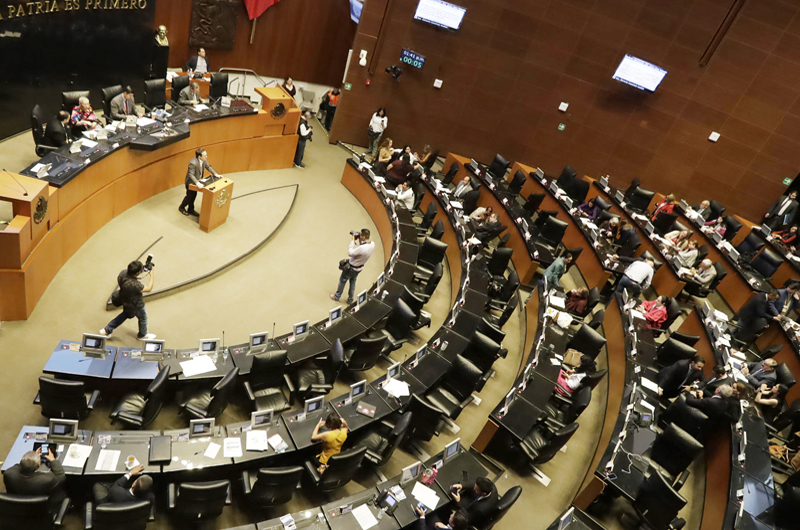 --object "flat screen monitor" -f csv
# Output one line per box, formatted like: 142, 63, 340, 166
549, 181, 559, 194
387, 361, 401, 380
414, 0, 466, 30
443, 438, 460, 463
558, 507, 576, 530
304, 396, 324, 416
760, 224, 771, 236
199, 338, 219, 355
349, 380, 367, 401
81, 333, 106, 357
500, 388, 514, 415
293, 320, 309, 339
563, 196, 573, 209
644, 222, 655, 236
48, 419, 78, 441
376, 272, 385, 291
729, 248, 740, 262
189, 418, 215, 438
250, 409, 273, 429
357, 290, 368, 308
622, 288, 630, 306
142, 339, 163, 354
400, 461, 422, 485
413, 346, 427, 367
599, 176, 609, 189
680, 199, 689, 212
613, 54, 668, 92
535, 167, 545, 180
329, 306, 342, 327
615, 190, 625, 203
249, 332, 269, 354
